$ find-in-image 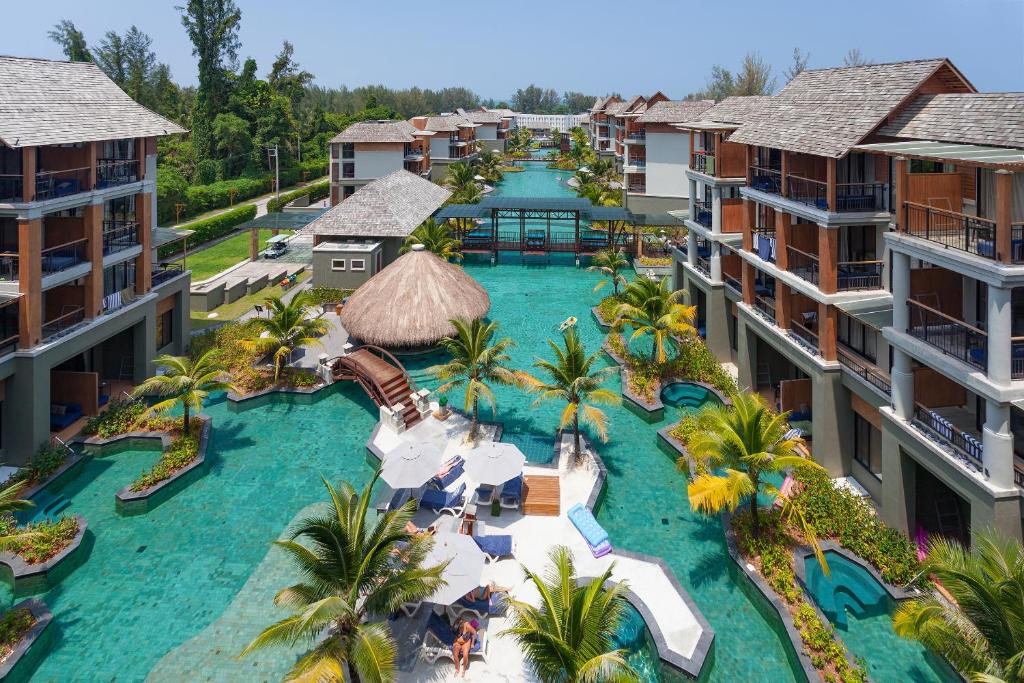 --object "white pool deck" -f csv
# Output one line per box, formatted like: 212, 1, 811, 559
371, 409, 709, 681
